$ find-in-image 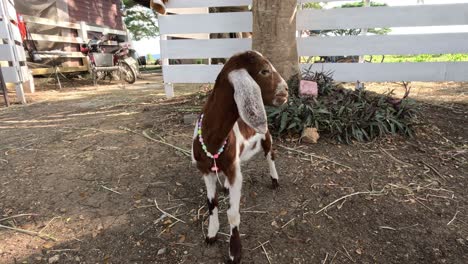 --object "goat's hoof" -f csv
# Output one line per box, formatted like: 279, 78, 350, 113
205, 235, 218, 245
227, 256, 241, 264
271, 178, 279, 189
223, 187, 229, 195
